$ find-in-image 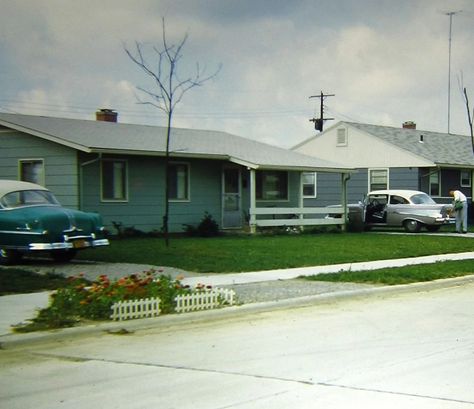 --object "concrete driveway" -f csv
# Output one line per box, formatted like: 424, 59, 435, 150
2, 280, 474, 408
